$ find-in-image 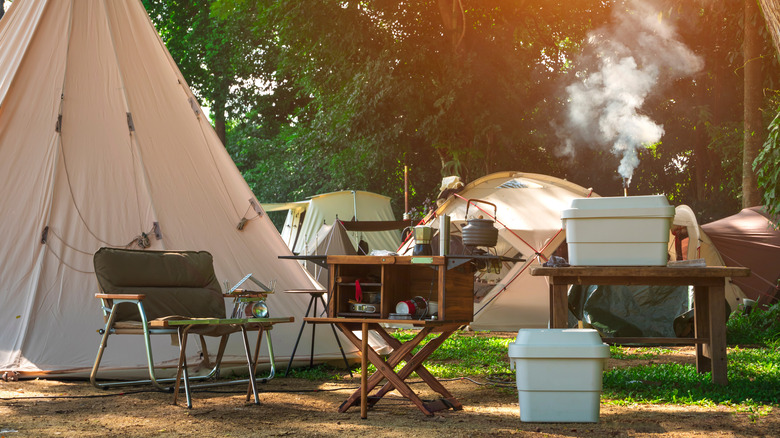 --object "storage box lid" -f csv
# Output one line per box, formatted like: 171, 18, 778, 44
562, 195, 675, 219
508, 329, 610, 359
